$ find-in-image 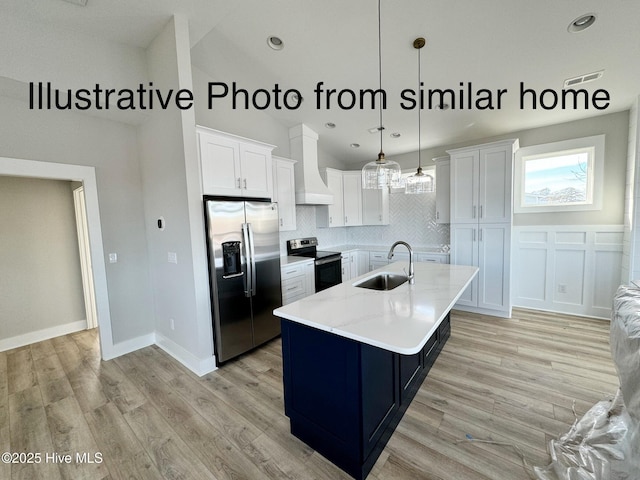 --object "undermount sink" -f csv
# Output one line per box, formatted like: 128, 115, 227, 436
353, 273, 409, 291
